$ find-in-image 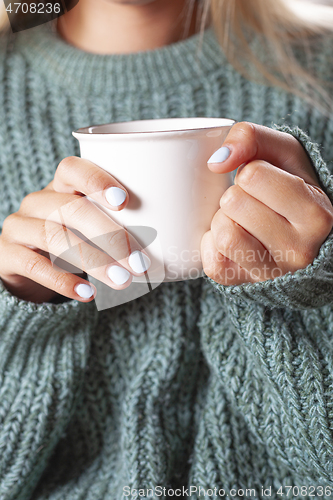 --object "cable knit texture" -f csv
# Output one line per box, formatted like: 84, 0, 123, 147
1, 21, 333, 500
